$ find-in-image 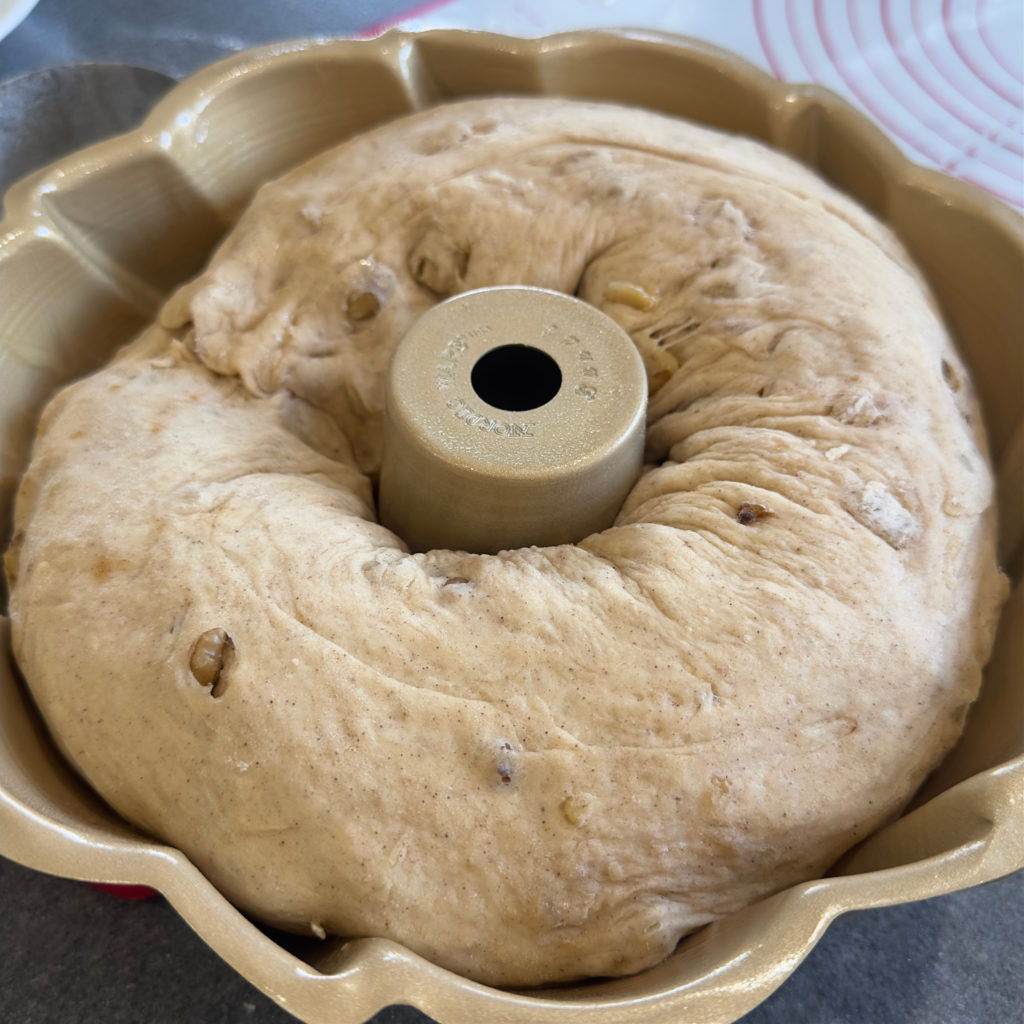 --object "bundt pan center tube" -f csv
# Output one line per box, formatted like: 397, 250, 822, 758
379, 286, 648, 554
